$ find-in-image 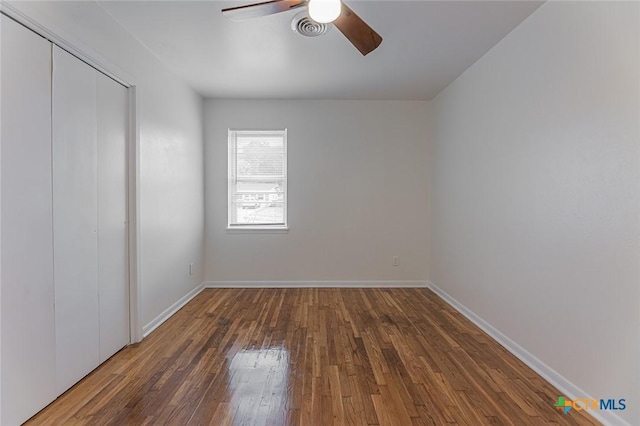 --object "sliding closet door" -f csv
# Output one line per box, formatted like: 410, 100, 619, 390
52, 46, 100, 394
97, 72, 130, 362
53, 45, 129, 393
1, 15, 56, 426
